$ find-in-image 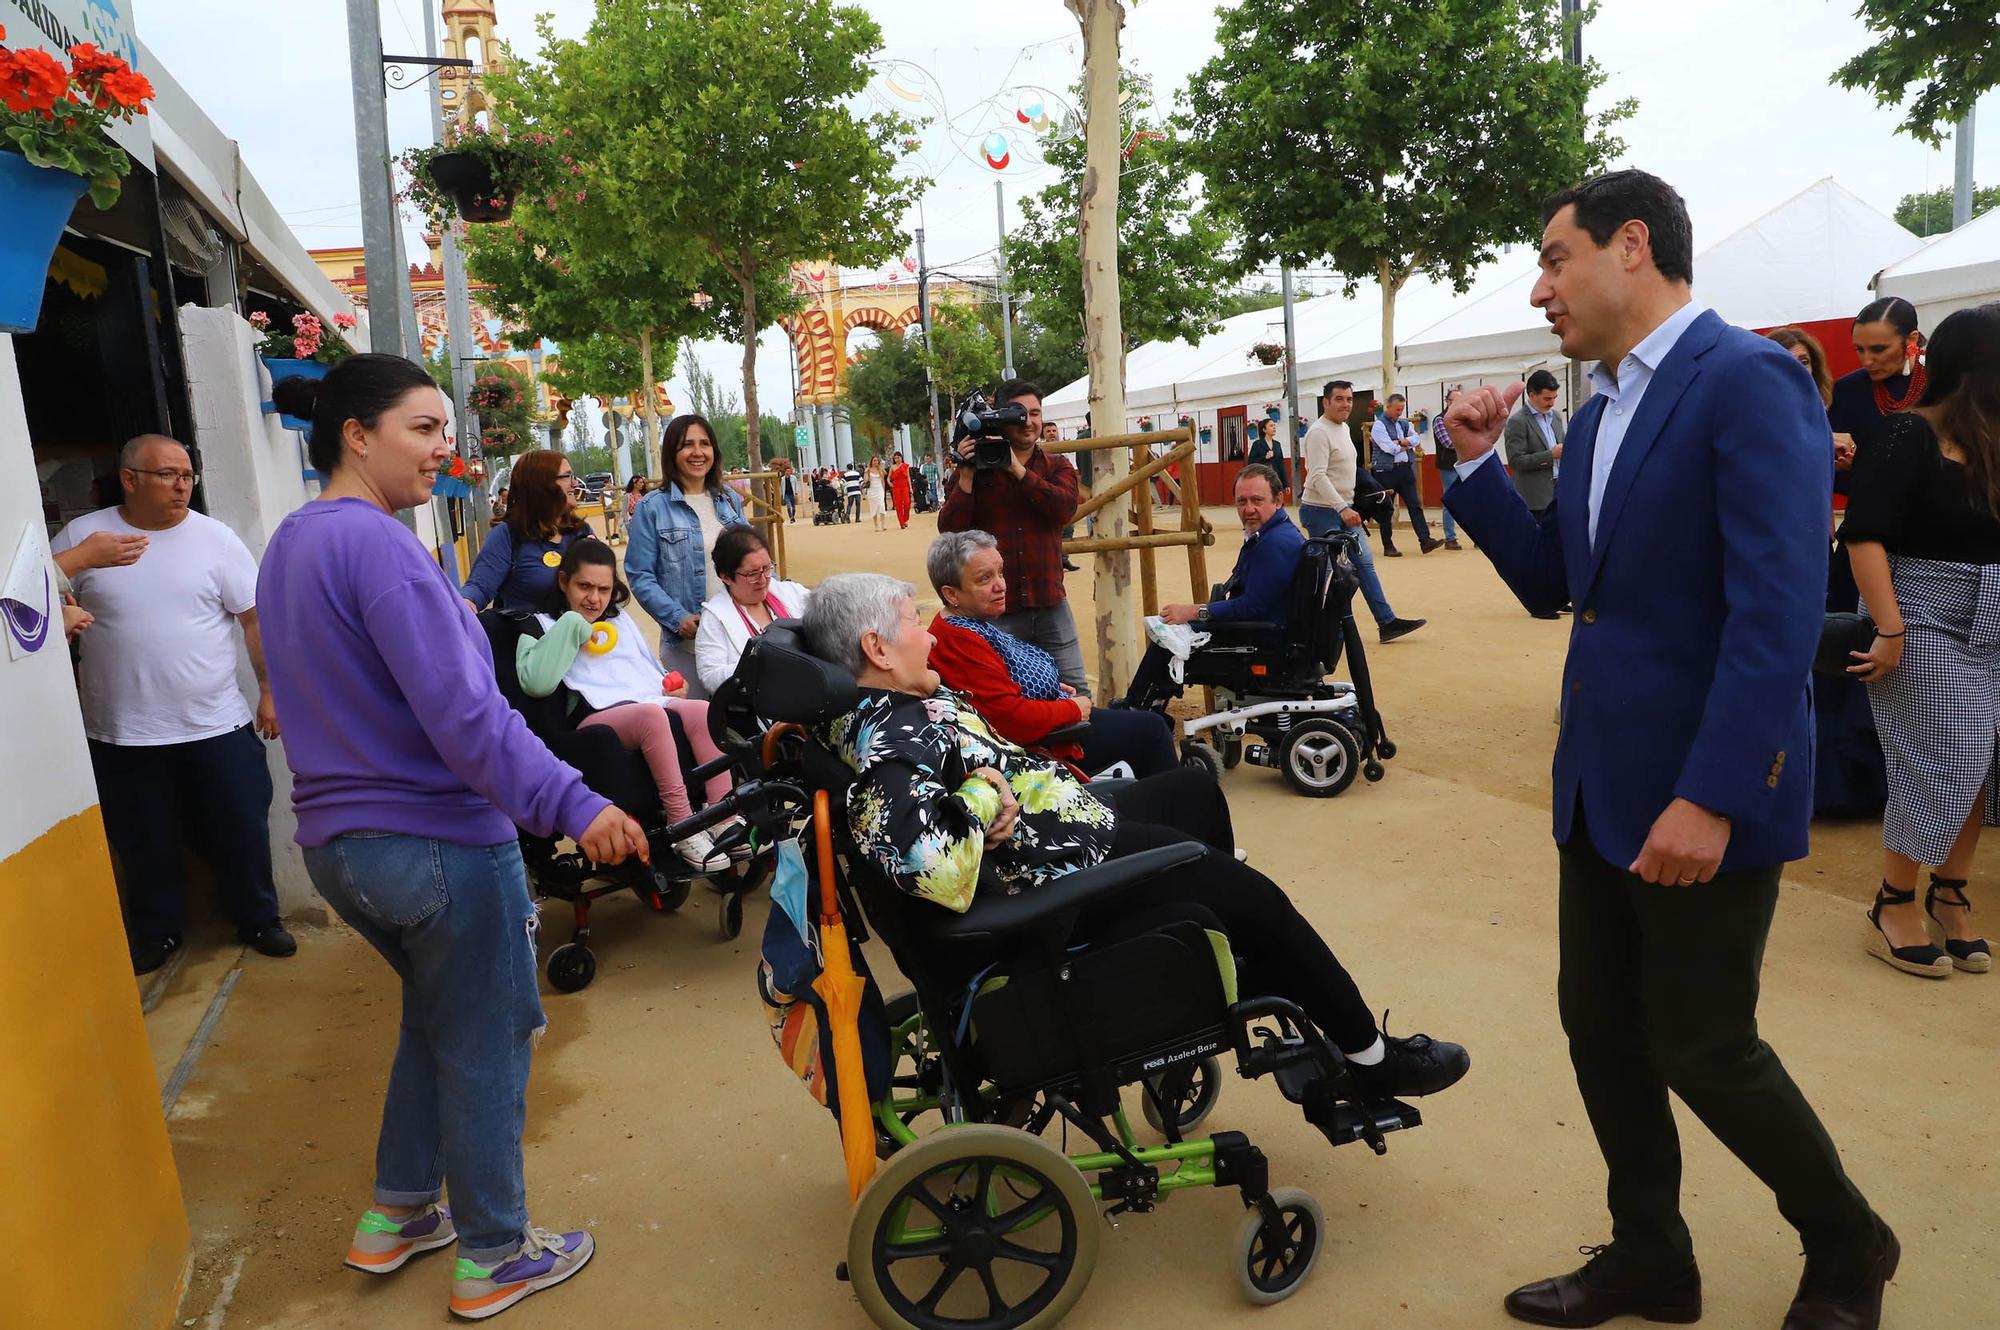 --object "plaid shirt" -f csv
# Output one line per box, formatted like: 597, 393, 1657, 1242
936, 445, 1079, 611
